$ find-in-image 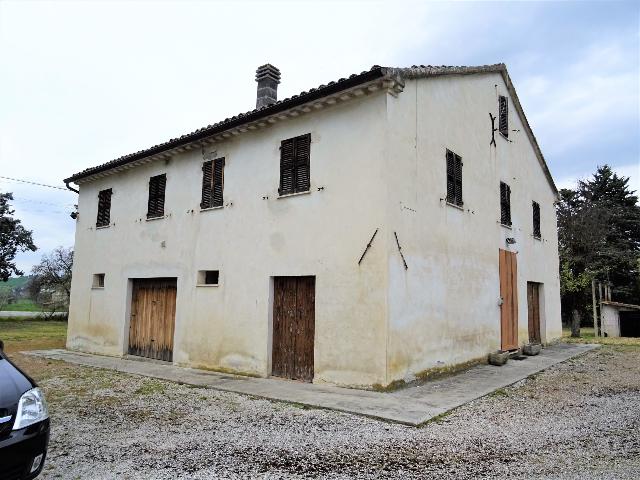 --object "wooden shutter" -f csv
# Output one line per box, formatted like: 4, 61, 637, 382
147, 174, 166, 219
212, 157, 225, 207
279, 138, 295, 195
500, 181, 512, 226
532, 201, 541, 238
200, 160, 213, 209
279, 133, 310, 196
446, 150, 455, 204
499, 95, 509, 137
446, 149, 463, 206
96, 188, 112, 227
200, 158, 224, 209
453, 153, 463, 206
294, 134, 311, 193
